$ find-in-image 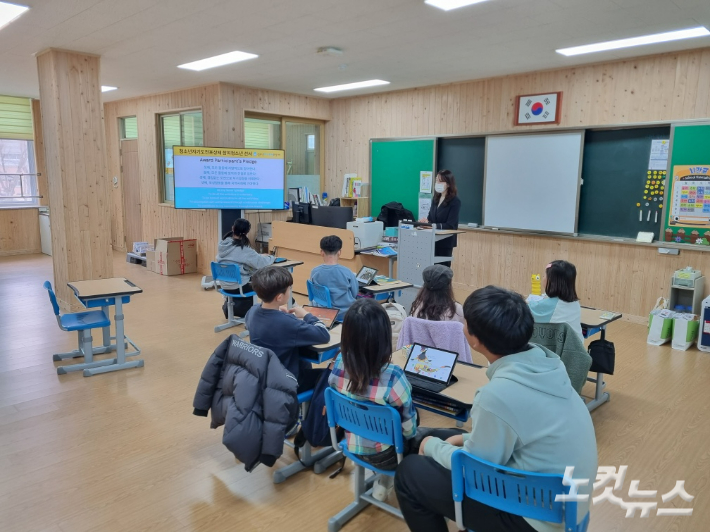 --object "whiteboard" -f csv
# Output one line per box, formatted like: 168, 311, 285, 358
483, 132, 584, 234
